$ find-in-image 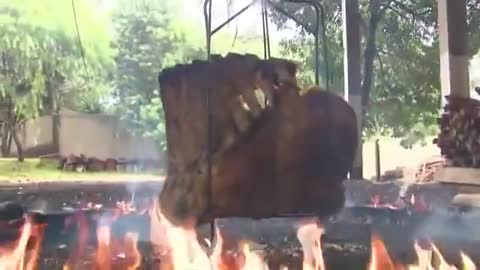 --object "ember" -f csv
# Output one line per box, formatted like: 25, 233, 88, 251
0, 196, 478, 270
